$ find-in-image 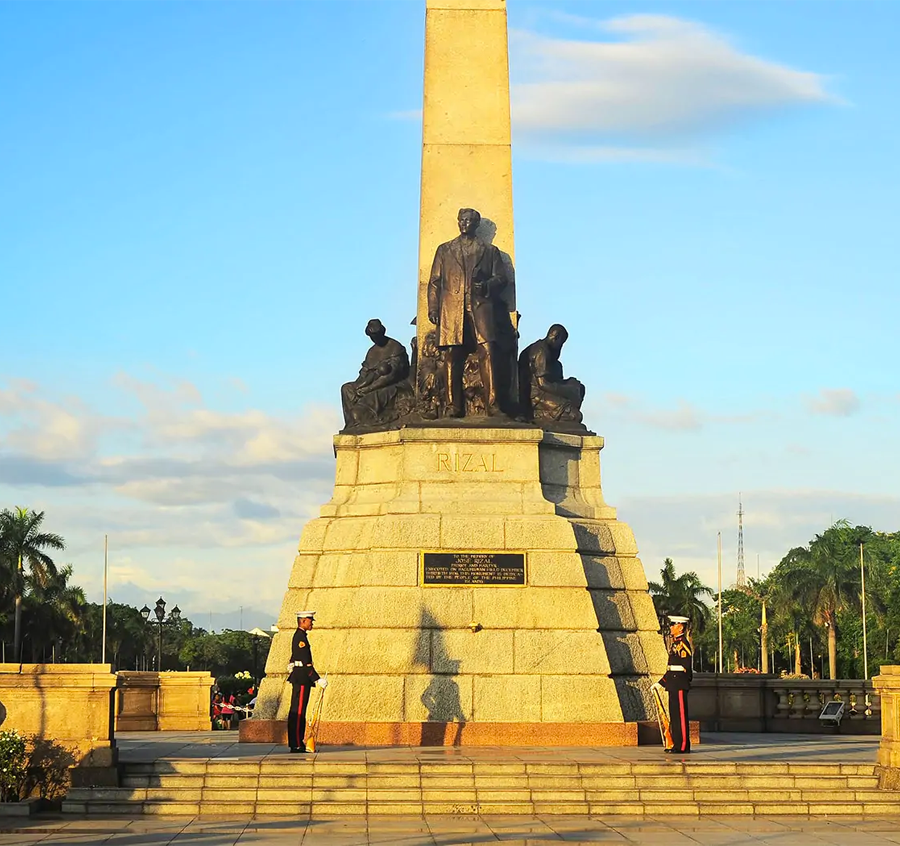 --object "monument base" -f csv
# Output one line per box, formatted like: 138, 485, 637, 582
240, 718, 699, 747
251, 427, 668, 741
